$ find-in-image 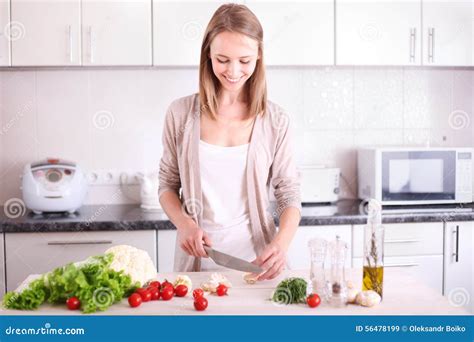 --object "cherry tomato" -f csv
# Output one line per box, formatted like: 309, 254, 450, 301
306, 293, 321, 308
216, 284, 228, 296
194, 296, 208, 311
193, 288, 204, 299
160, 286, 174, 301
148, 286, 160, 300
128, 293, 142, 308
174, 284, 188, 297
66, 296, 80, 310
162, 280, 173, 289
149, 281, 161, 289
136, 288, 152, 302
